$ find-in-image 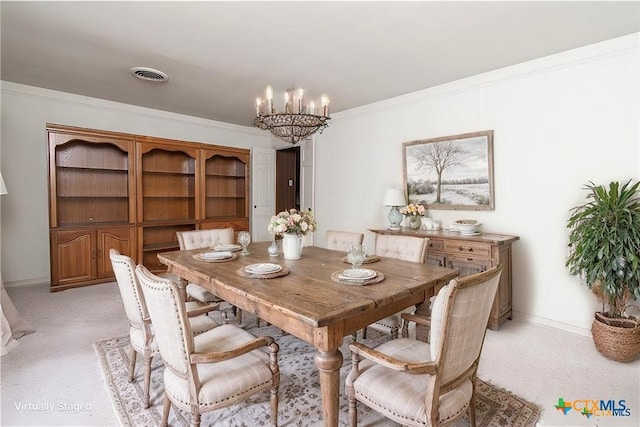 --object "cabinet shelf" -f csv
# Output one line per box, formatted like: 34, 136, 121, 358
142, 170, 196, 176
205, 173, 245, 178
143, 241, 180, 252
56, 164, 129, 172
